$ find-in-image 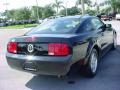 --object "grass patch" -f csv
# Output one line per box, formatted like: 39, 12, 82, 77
0, 23, 38, 29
